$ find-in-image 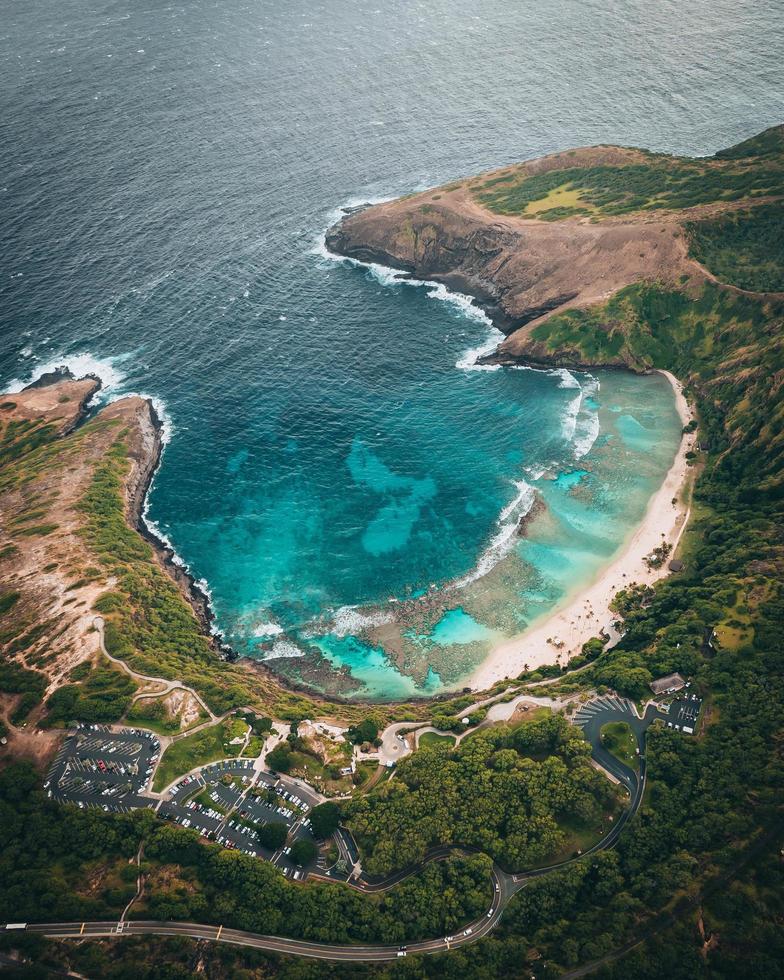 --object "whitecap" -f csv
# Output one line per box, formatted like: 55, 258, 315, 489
5, 351, 126, 394
573, 412, 600, 459
331, 605, 395, 637
560, 389, 582, 443
551, 367, 581, 389
572, 374, 601, 459
253, 621, 285, 638
264, 639, 306, 660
